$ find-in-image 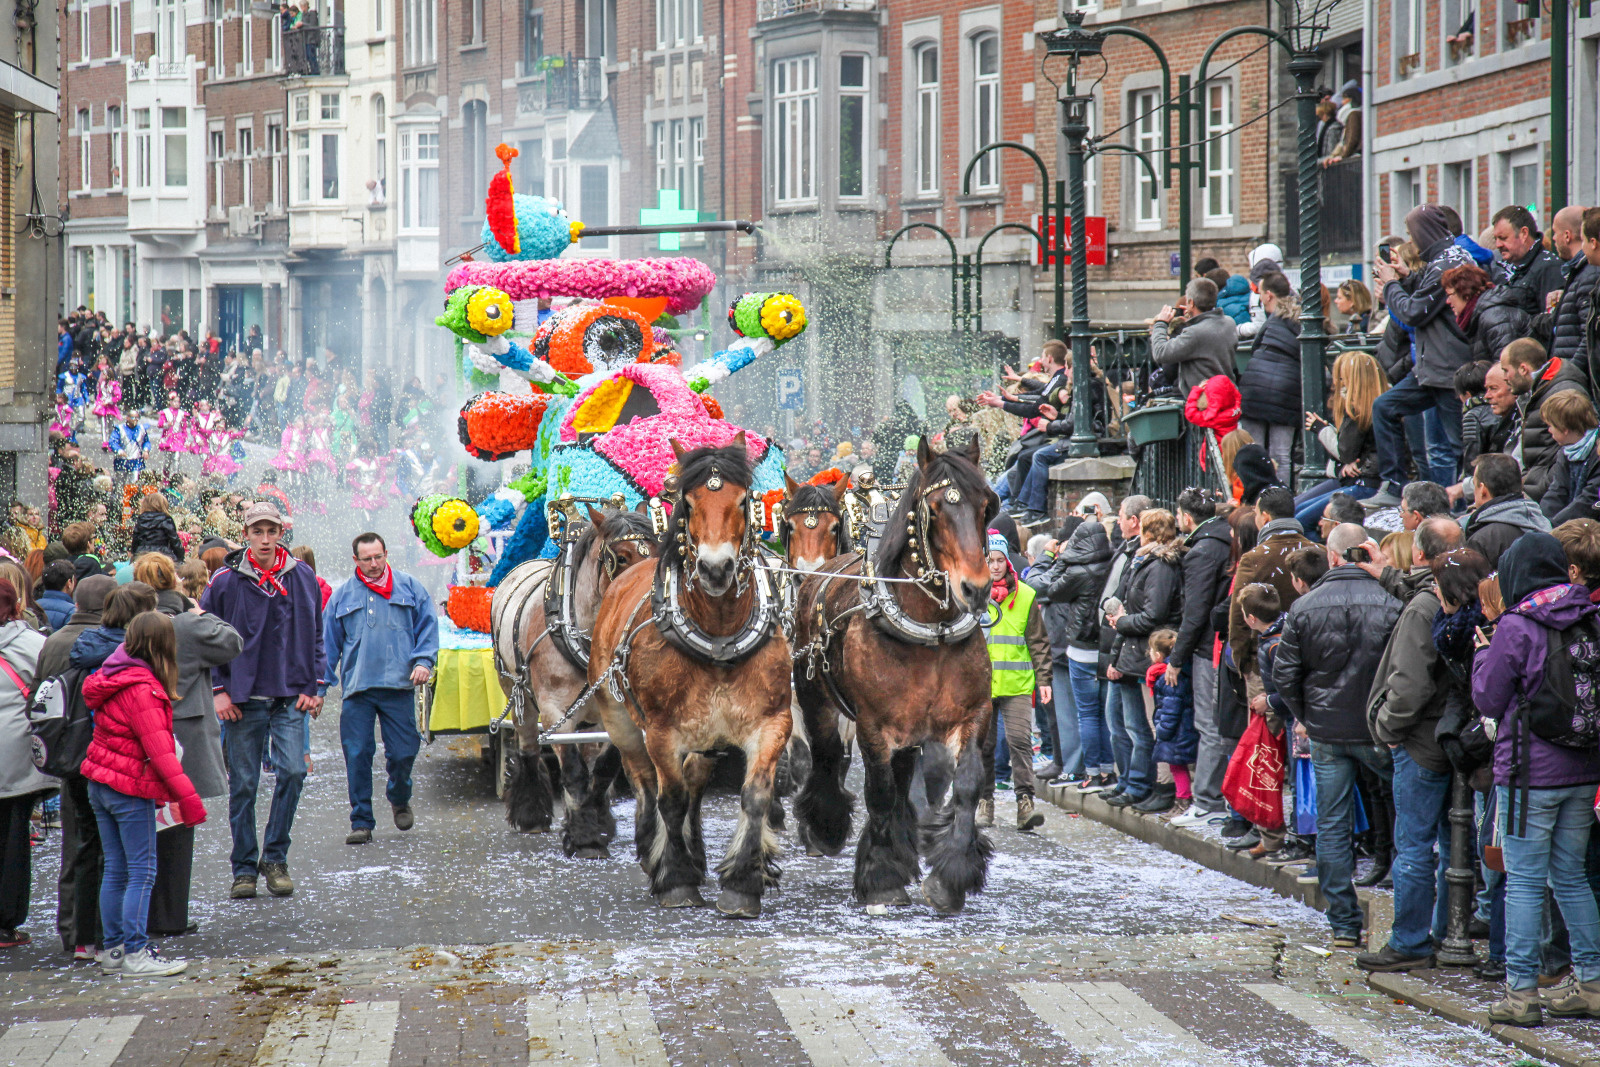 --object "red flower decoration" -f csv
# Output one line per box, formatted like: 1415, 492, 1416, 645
447, 585, 494, 633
